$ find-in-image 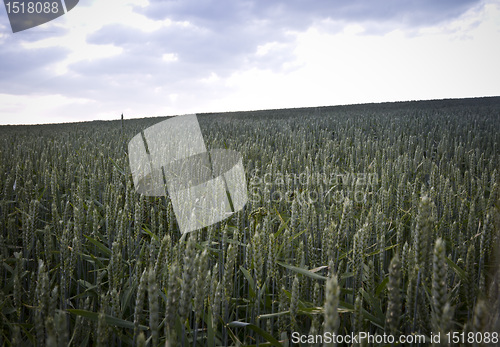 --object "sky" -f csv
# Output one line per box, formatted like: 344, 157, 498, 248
0, 0, 499, 125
